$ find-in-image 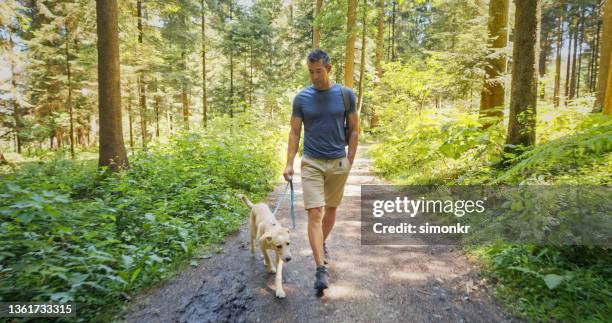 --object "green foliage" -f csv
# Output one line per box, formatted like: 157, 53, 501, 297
472, 245, 611, 322
370, 107, 505, 184
0, 117, 284, 321
370, 93, 612, 322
